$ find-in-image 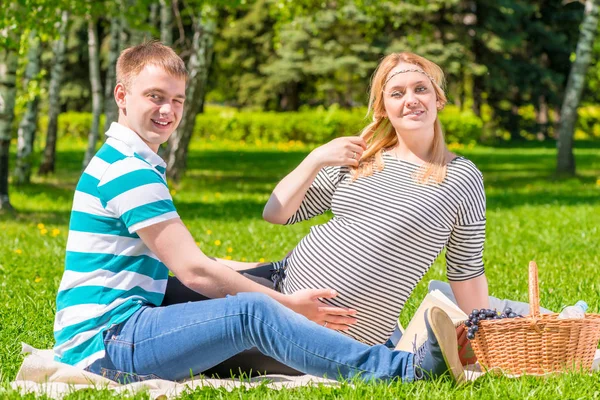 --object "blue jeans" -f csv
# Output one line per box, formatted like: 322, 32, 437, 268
86, 292, 414, 383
